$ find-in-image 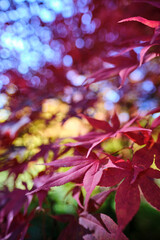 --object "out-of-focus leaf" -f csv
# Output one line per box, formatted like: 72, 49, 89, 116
118, 16, 160, 28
